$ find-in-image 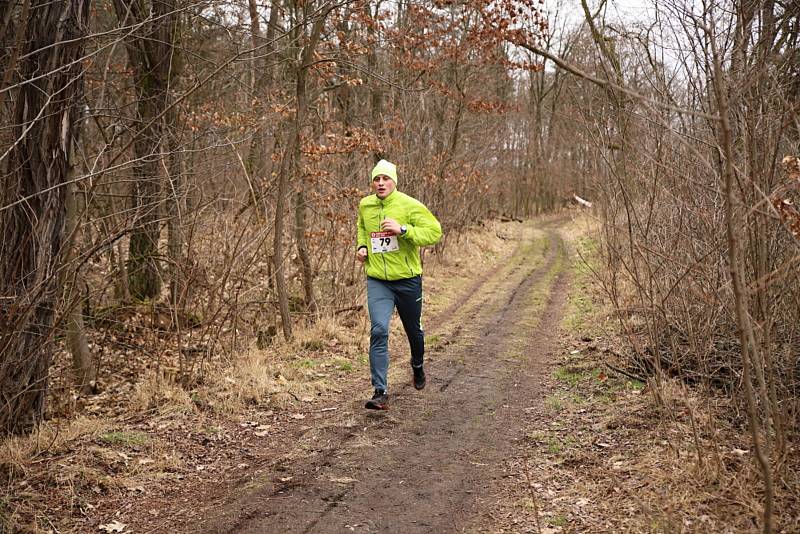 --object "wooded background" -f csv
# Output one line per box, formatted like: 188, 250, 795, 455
1, 0, 798, 528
